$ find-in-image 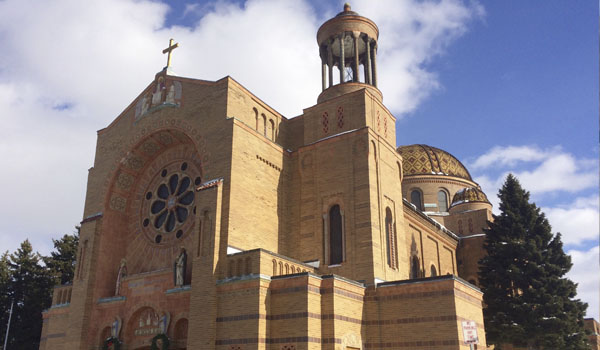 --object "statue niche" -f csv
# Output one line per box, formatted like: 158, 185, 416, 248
135, 77, 182, 120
